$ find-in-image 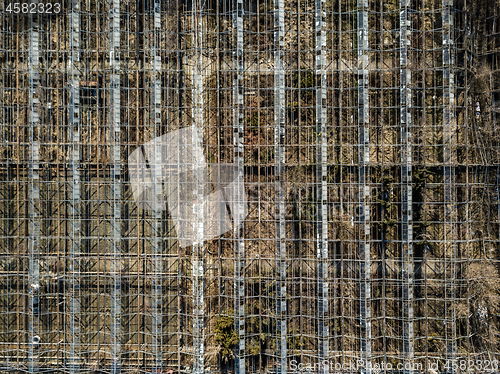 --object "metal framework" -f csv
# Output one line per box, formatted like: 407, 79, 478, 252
442, 0, 458, 365
109, 0, 122, 371
233, 0, 246, 373
28, 12, 41, 374
68, 1, 81, 371
273, 0, 287, 373
399, 0, 414, 371
192, 2, 206, 374
357, 1, 371, 371
150, 0, 163, 372
0, 1, 499, 373
315, 0, 329, 372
